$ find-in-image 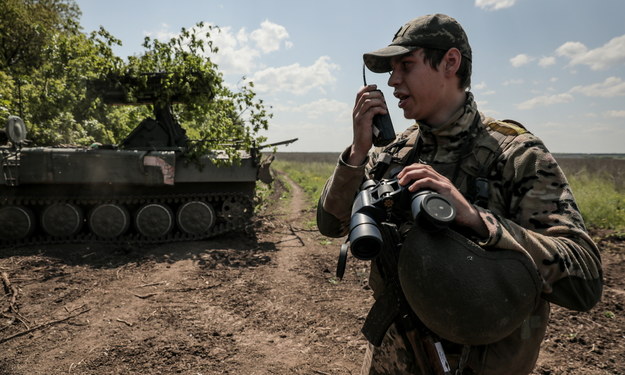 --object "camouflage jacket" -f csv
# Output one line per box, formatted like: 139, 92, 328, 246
317, 93, 603, 374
